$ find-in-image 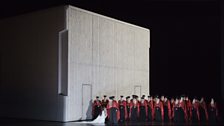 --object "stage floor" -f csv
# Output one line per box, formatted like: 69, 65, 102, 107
0, 118, 222, 126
